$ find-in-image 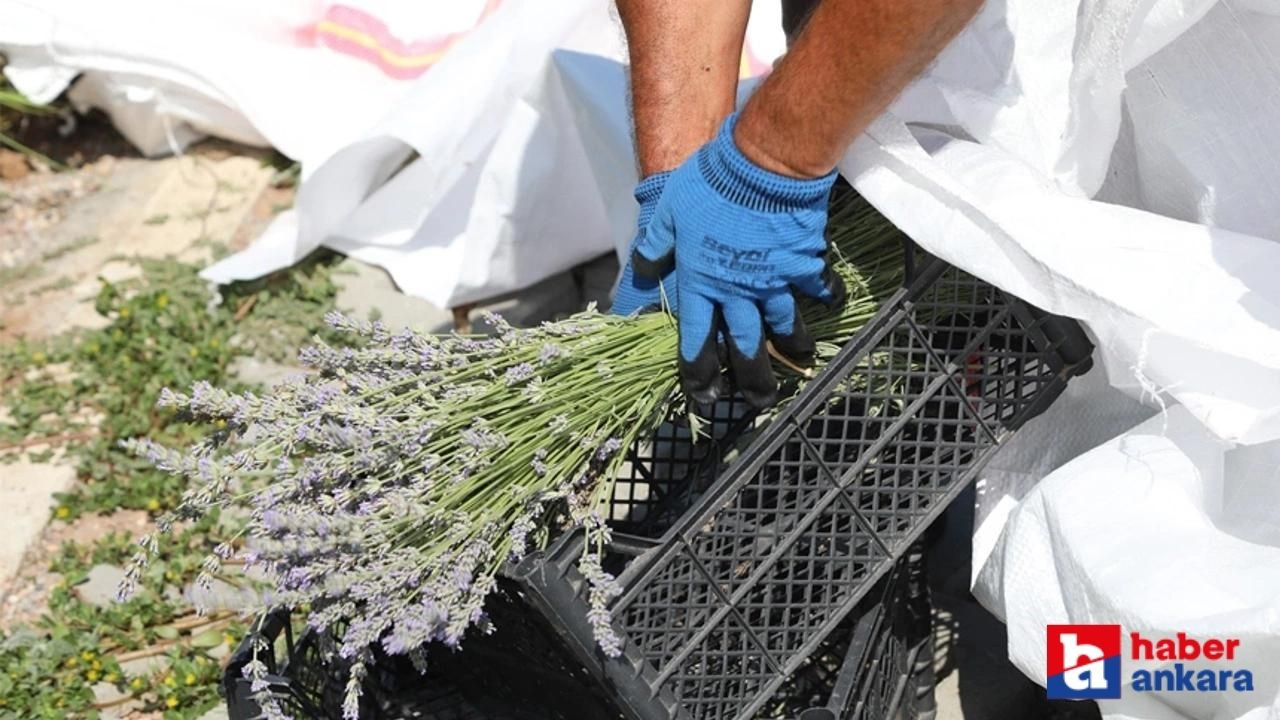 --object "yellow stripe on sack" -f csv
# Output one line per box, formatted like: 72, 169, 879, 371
316, 20, 447, 69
